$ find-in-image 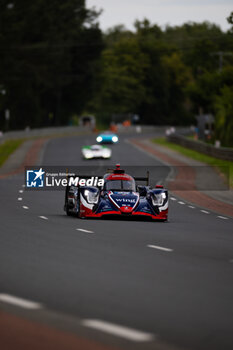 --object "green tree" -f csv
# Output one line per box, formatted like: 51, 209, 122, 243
91, 35, 149, 116
135, 20, 193, 124
162, 52, 192, 124
0, 0, 103, 129
214, 85, 233, 147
